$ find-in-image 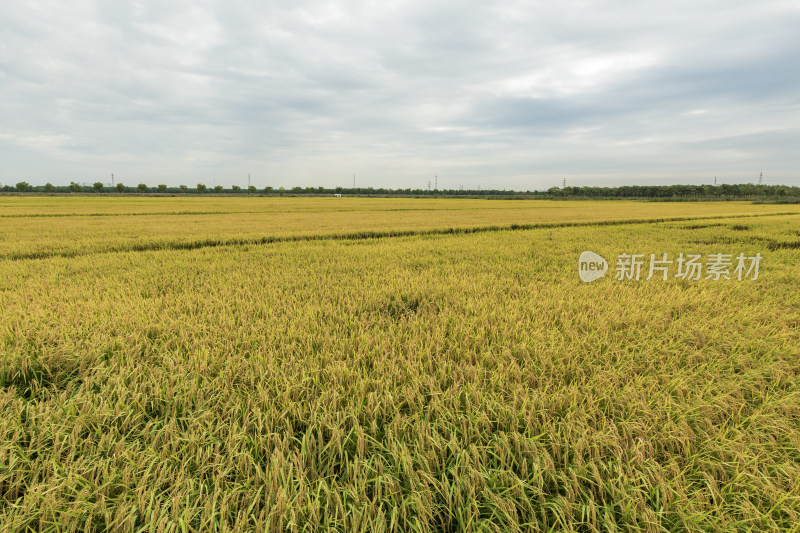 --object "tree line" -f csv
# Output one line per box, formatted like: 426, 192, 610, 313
545, 183, 799, 198
3, 181, 798, 199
